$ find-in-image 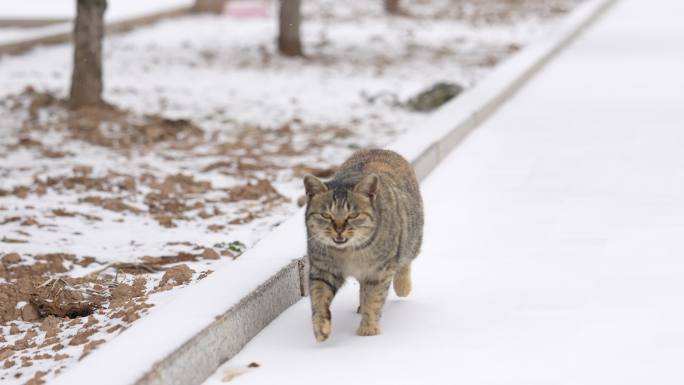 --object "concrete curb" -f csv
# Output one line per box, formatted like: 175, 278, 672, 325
135, 260, 306, 385
48, 1, 617, 384
0, 6, 193, 56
